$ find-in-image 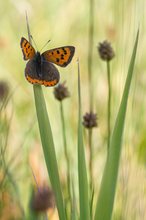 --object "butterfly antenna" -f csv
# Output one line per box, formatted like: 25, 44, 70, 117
30, 35, 39, 51
40, 40, 51, 52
